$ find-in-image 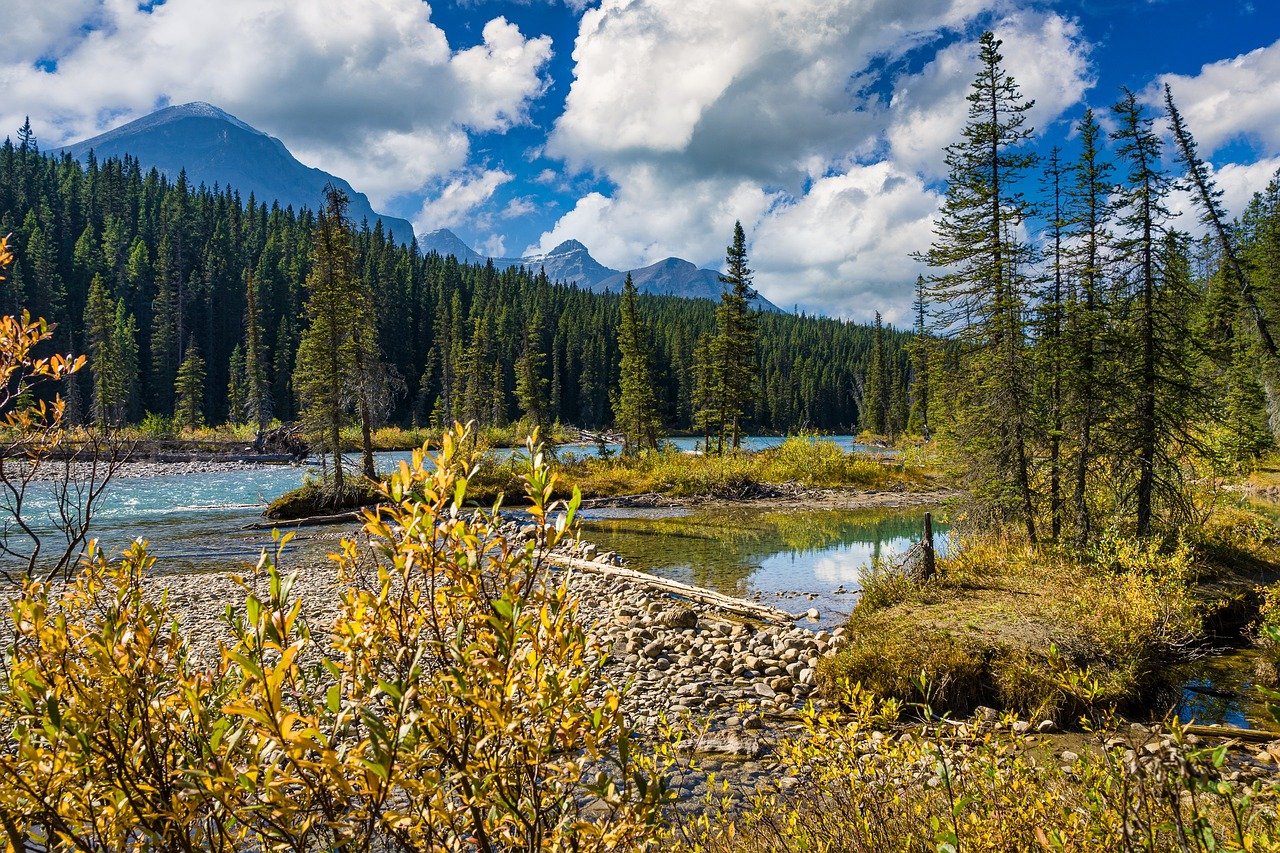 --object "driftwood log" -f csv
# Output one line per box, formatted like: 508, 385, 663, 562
1181, 724, 1280, 743
547, 553, 799, 624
